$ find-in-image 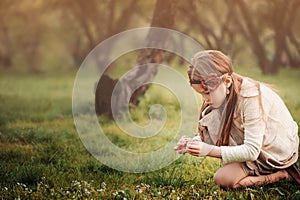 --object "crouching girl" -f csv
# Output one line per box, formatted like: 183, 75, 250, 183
174, 50, 300, 188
